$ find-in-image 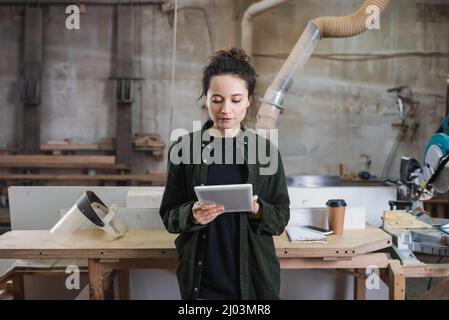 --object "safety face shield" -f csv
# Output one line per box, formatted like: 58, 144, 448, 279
50, 191, 128, 242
